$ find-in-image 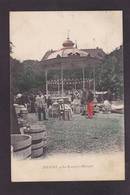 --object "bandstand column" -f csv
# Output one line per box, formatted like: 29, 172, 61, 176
61, 65, 64, 96
45, 70, 48, 96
